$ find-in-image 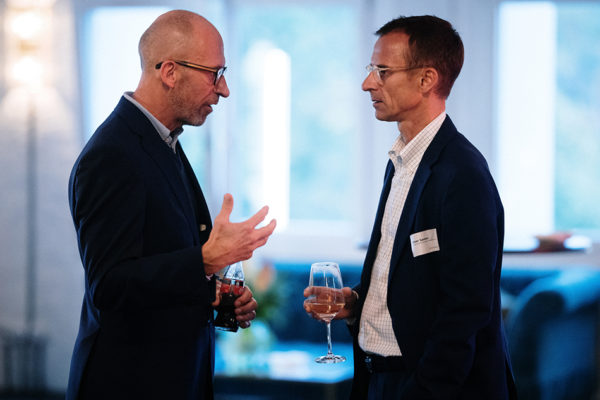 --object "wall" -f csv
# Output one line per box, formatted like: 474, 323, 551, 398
0, 0, 83, 392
